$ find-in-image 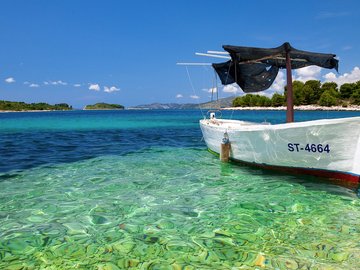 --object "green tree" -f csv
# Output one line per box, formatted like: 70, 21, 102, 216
321, 82, 338, 92
302, 85, 315, 104
292, 81, 305, 105
356, 80, 360, 90
54, 103, 72, 110
340, 83, 355, 99
350, 89, 360, 105
232, 94, 271, 107
304, 80, 321, 103
85, 103, 124, 110
319, 90, 337, 106
0, 100, 72, 111
271, 93, 285, 107
258, 95, 272, 106
230, 80, 360, 108
284, 80, 337, 105
232, 96, 242, 107
242, 94, 254, 106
